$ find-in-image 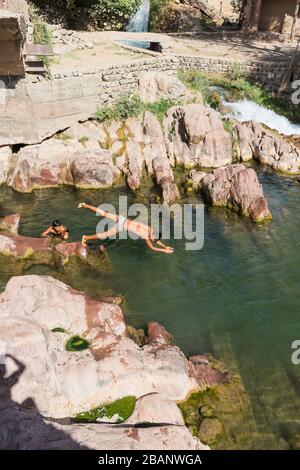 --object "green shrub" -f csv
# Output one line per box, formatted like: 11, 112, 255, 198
94, 94, 177, 123
149, 0, 170, 31
29, 4, 53, 66
30, 0, 141, 30
145, 99, 175, 121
